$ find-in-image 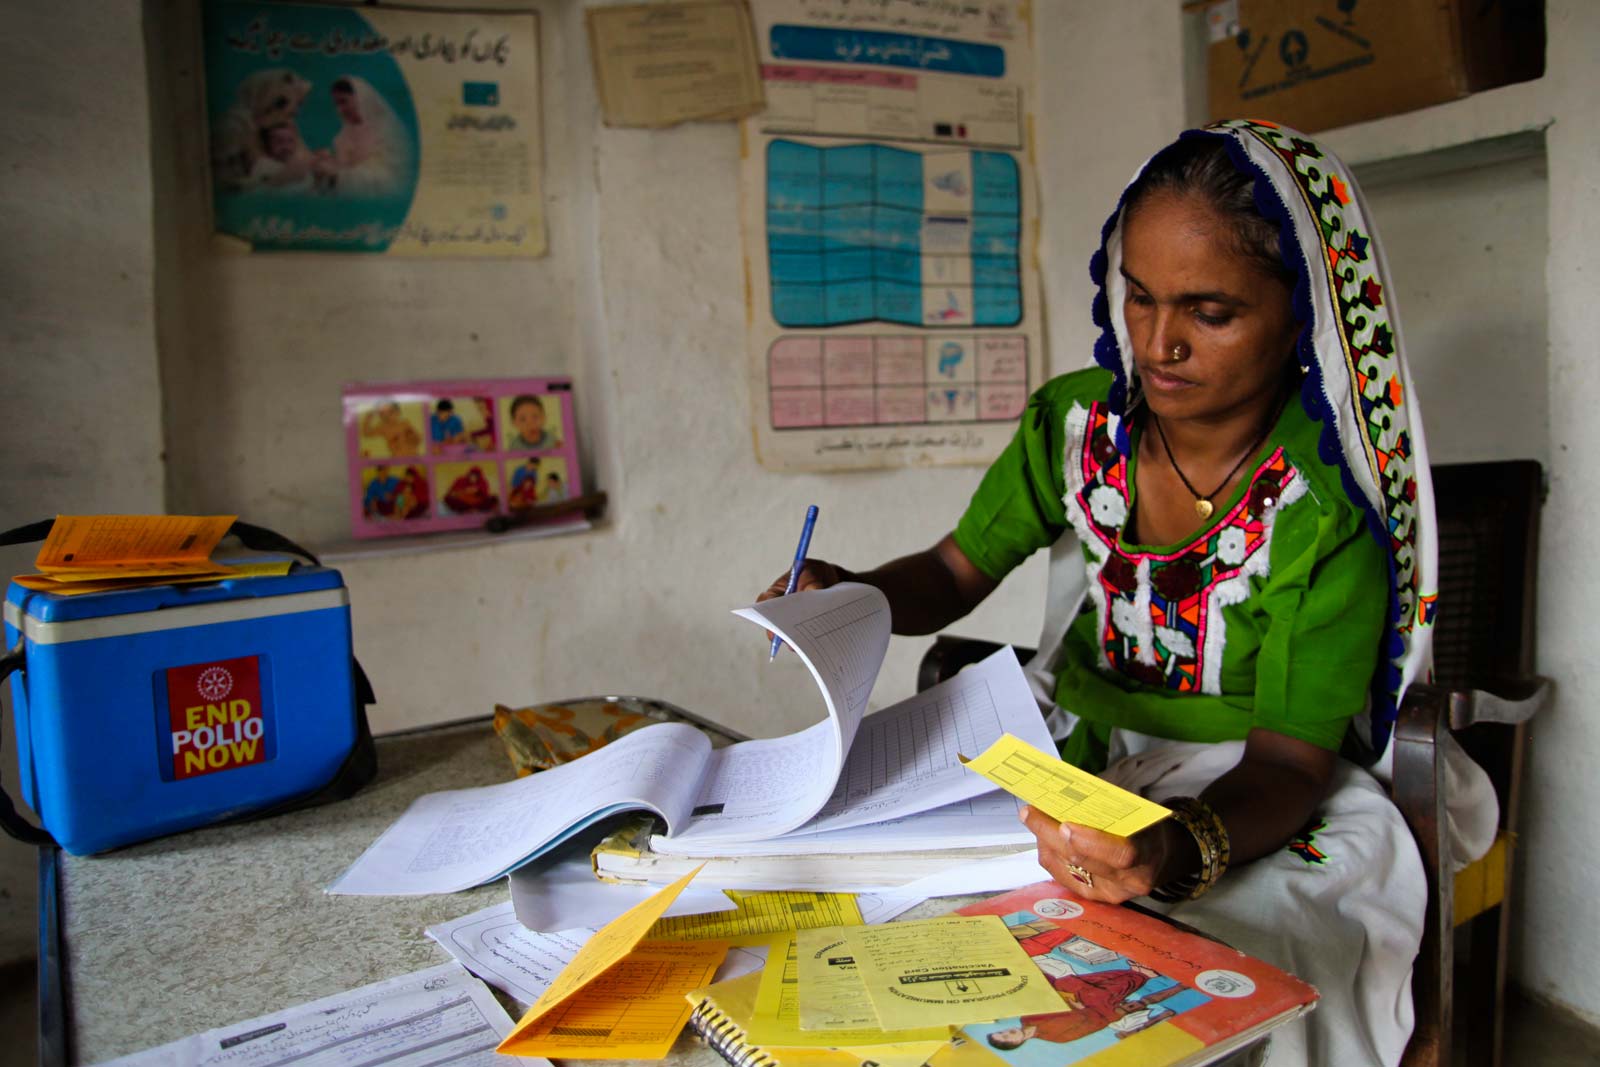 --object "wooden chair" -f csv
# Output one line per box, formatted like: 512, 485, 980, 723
918, 459, 1547, 1067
